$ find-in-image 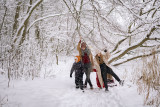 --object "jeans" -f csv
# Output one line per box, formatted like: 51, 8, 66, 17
83, 63, 93, 87
100, 63, 120, 89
